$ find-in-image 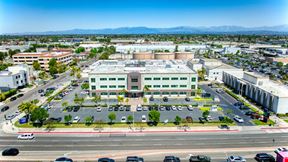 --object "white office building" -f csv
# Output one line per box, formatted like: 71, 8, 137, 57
88, 60, 198, 98
0, 64, 32, 91
223, 71, 288, 114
